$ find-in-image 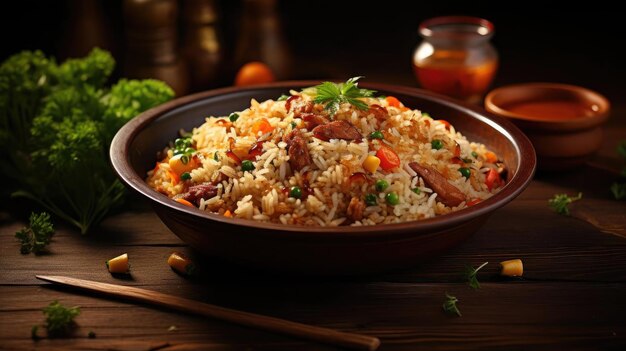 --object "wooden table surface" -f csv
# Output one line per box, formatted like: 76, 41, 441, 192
1, 109, 625, 351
